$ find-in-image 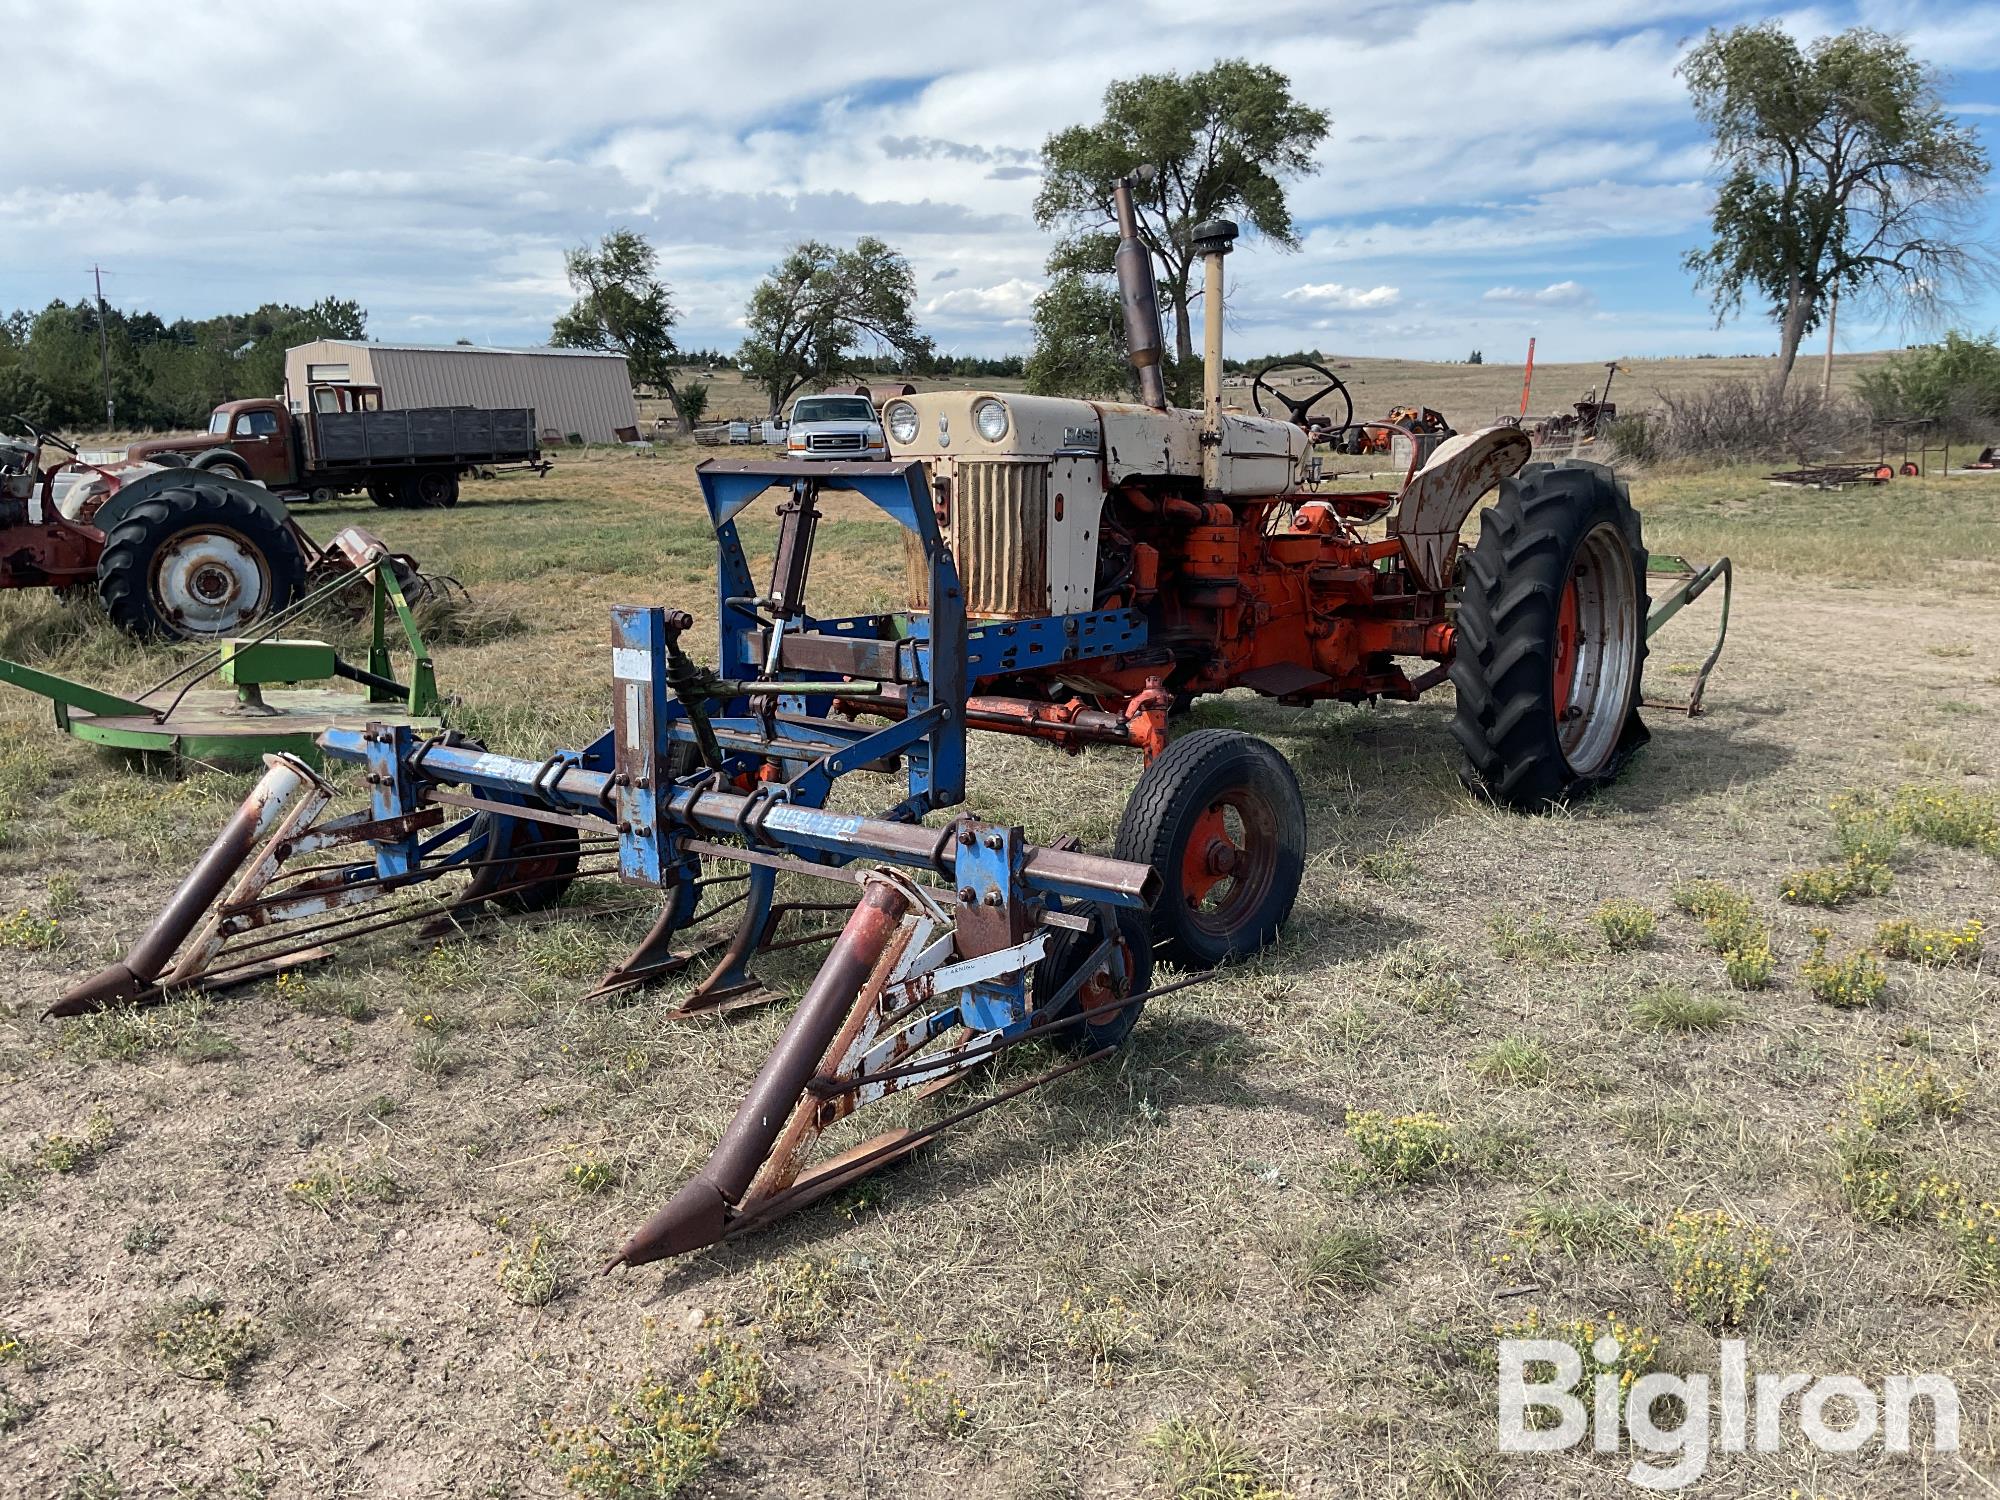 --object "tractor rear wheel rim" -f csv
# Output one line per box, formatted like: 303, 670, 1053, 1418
153, 526, 270, 635
1180, 792, 1279, 938
1553, 521, 1638, 775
